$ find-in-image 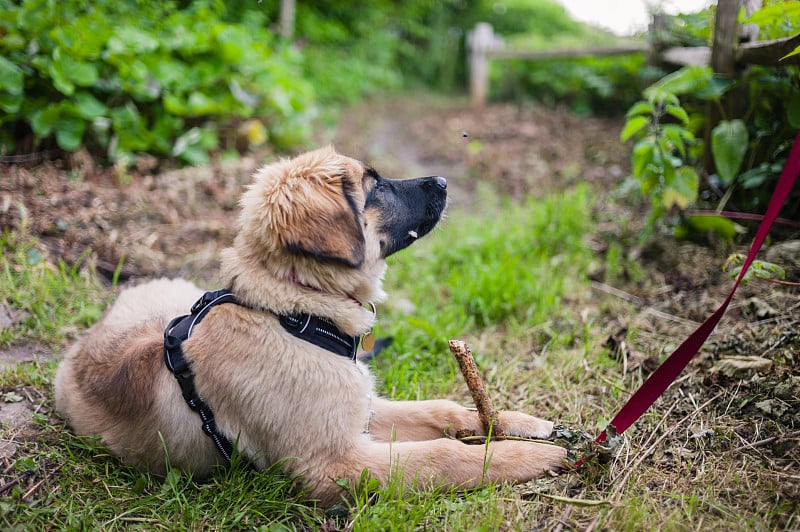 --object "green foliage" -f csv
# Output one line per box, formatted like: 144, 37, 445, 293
711, 119, 748, 185
495, 53, 661, 115
621, 0, 800, 235
2, 430, 320, 529
723, 253, 786, 284
621, 79, 701, 234
0, 0, 314, 162
673, 213, 743, 241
